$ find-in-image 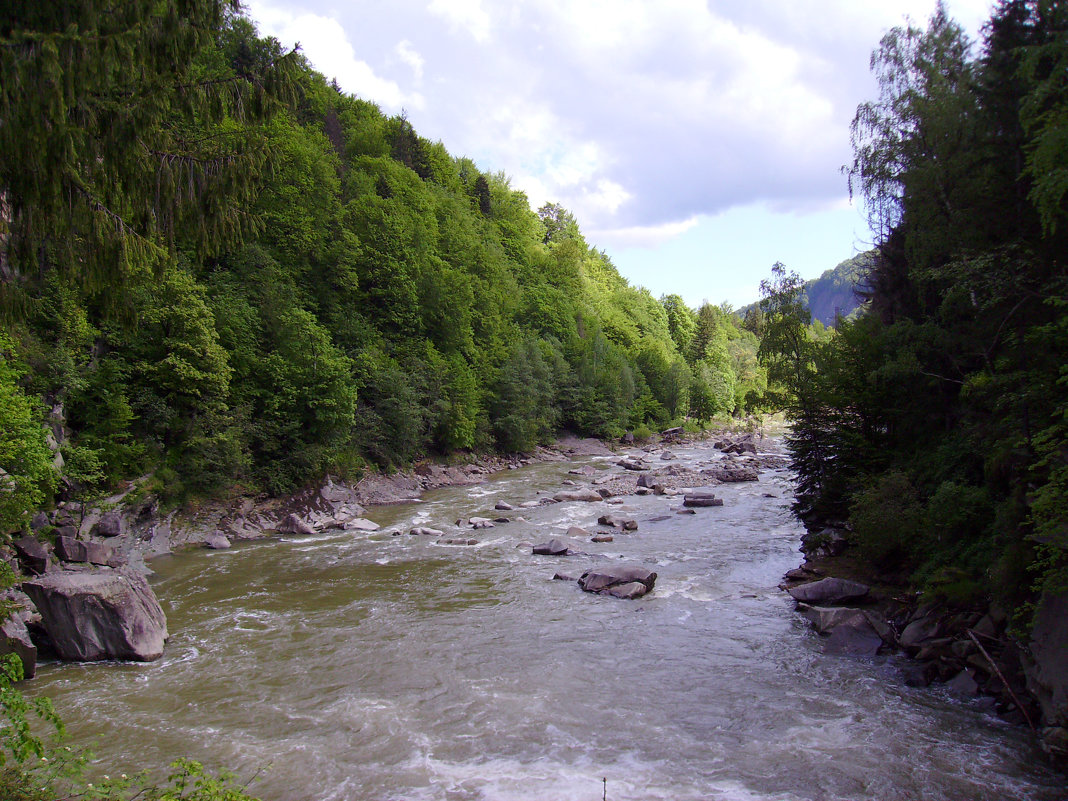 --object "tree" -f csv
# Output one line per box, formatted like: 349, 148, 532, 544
0, 0, 297, 289
0, 334, 55, 534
